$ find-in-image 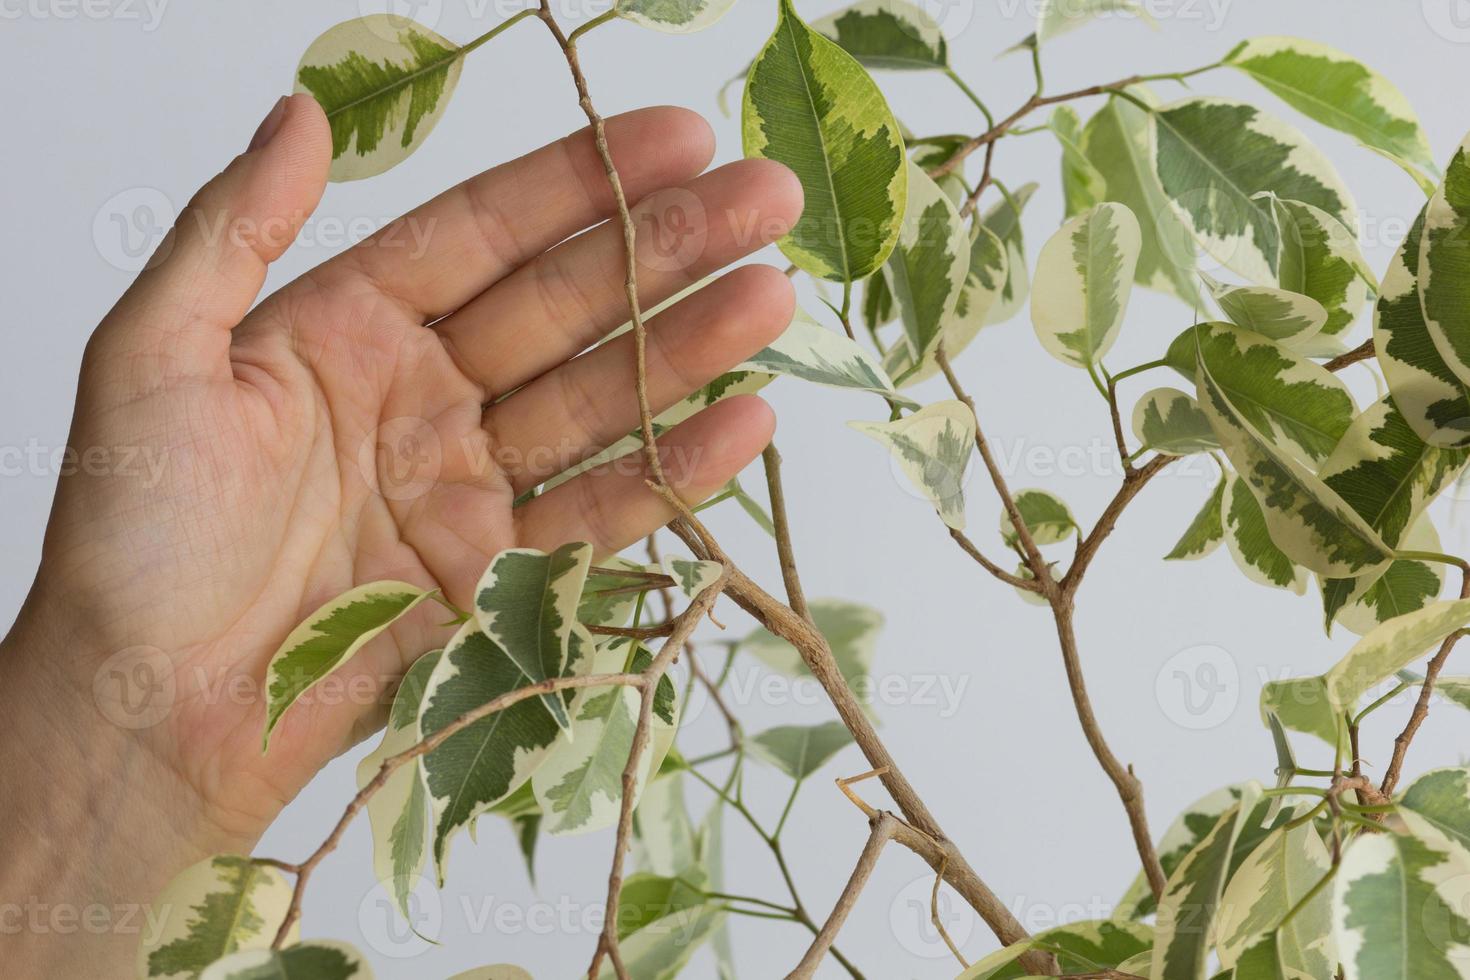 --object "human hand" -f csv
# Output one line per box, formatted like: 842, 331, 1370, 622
0, 93, 800, 974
